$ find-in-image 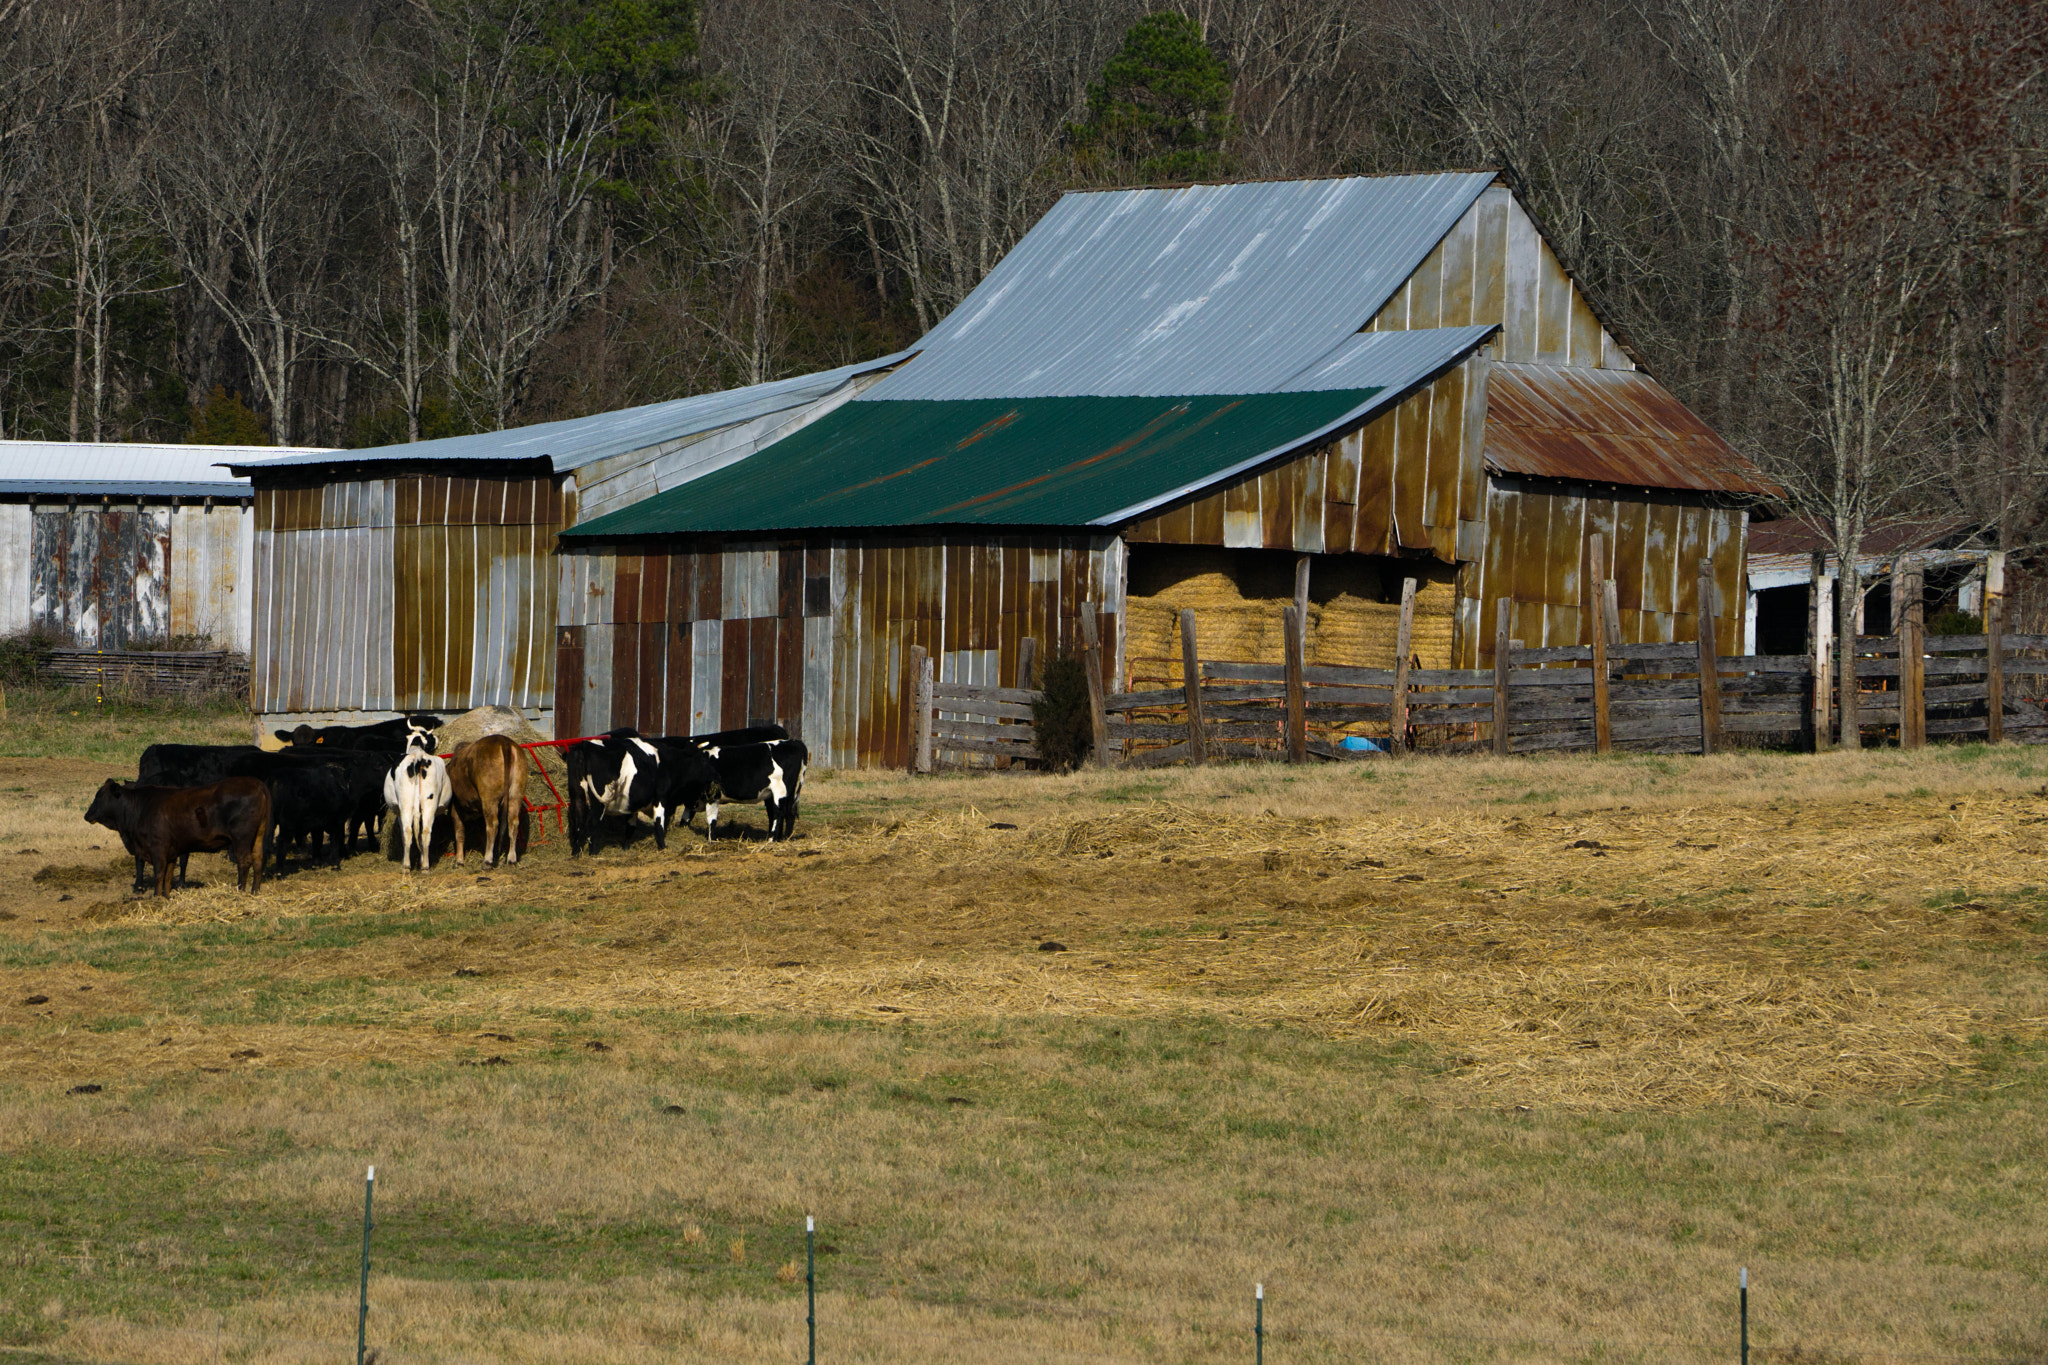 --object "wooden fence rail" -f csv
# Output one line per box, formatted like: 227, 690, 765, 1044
905, 601, 2048, 771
